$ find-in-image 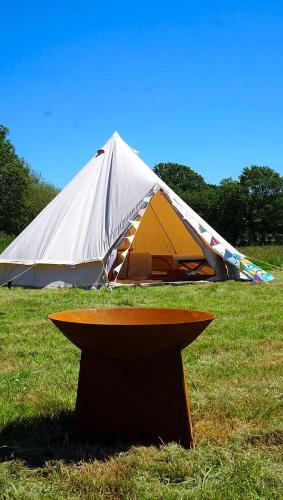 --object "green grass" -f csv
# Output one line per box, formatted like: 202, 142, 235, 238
0, 254, 282, 498
237, 245, 283, 270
